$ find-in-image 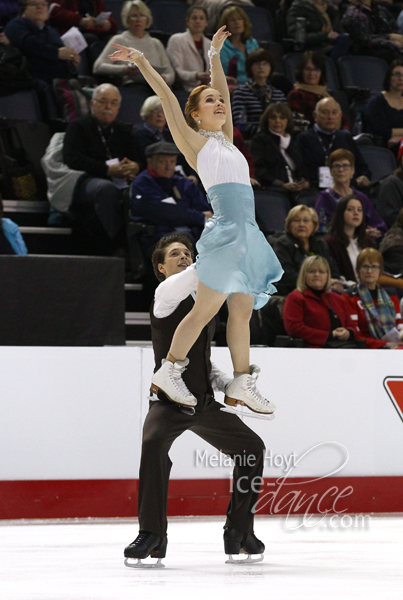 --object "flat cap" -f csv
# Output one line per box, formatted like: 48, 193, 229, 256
145, 141, 180, 157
